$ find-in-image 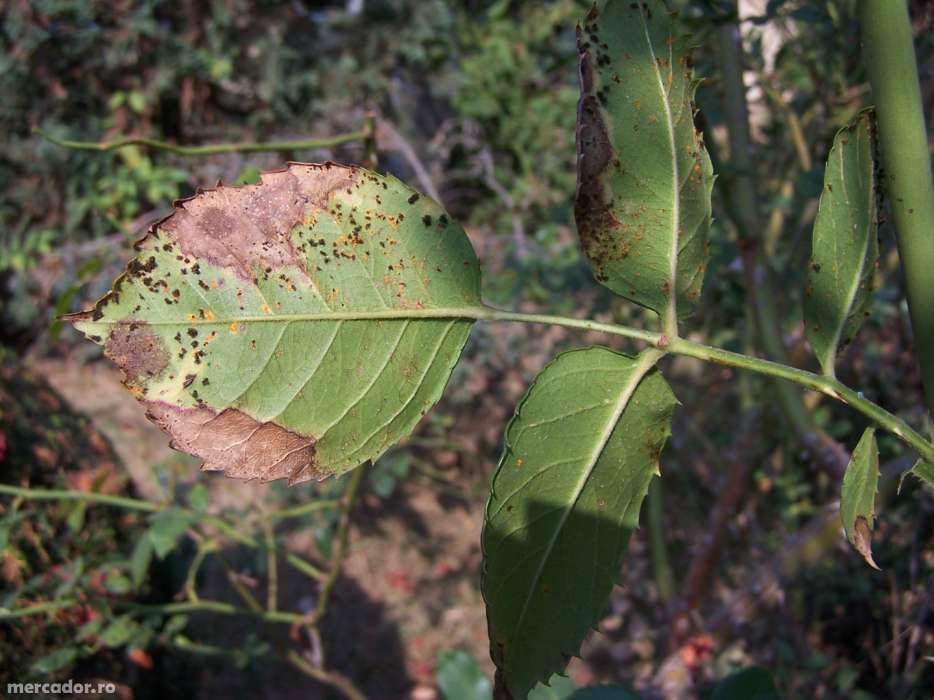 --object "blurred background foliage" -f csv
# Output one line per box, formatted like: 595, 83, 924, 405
1, 0, 933, 698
